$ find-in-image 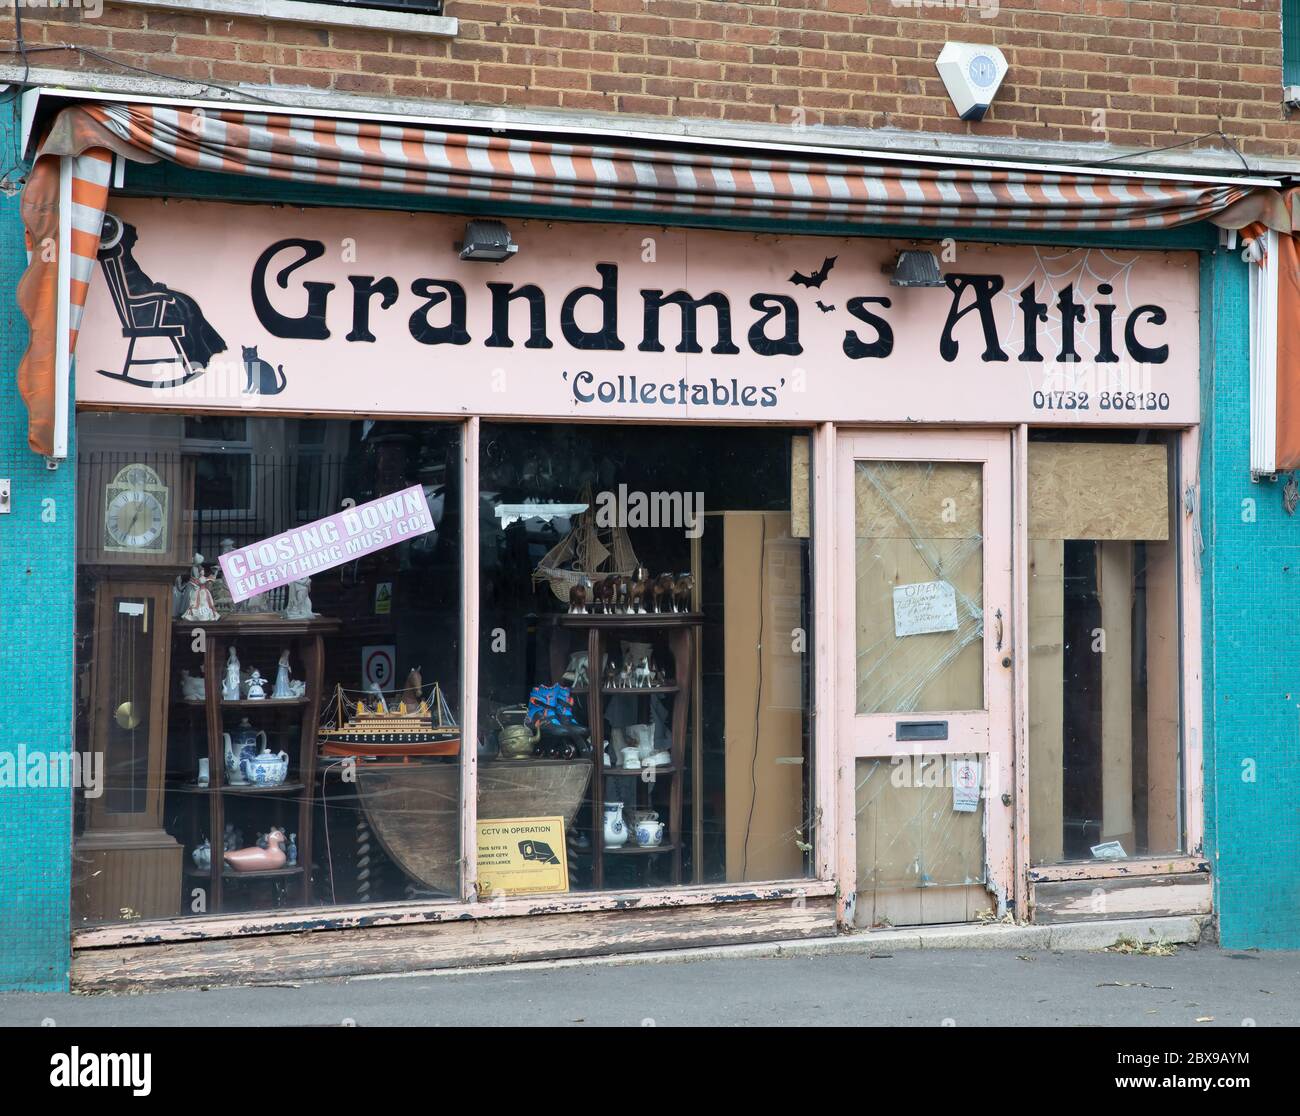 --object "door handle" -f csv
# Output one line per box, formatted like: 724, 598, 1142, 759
993, 608, 1004, 653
